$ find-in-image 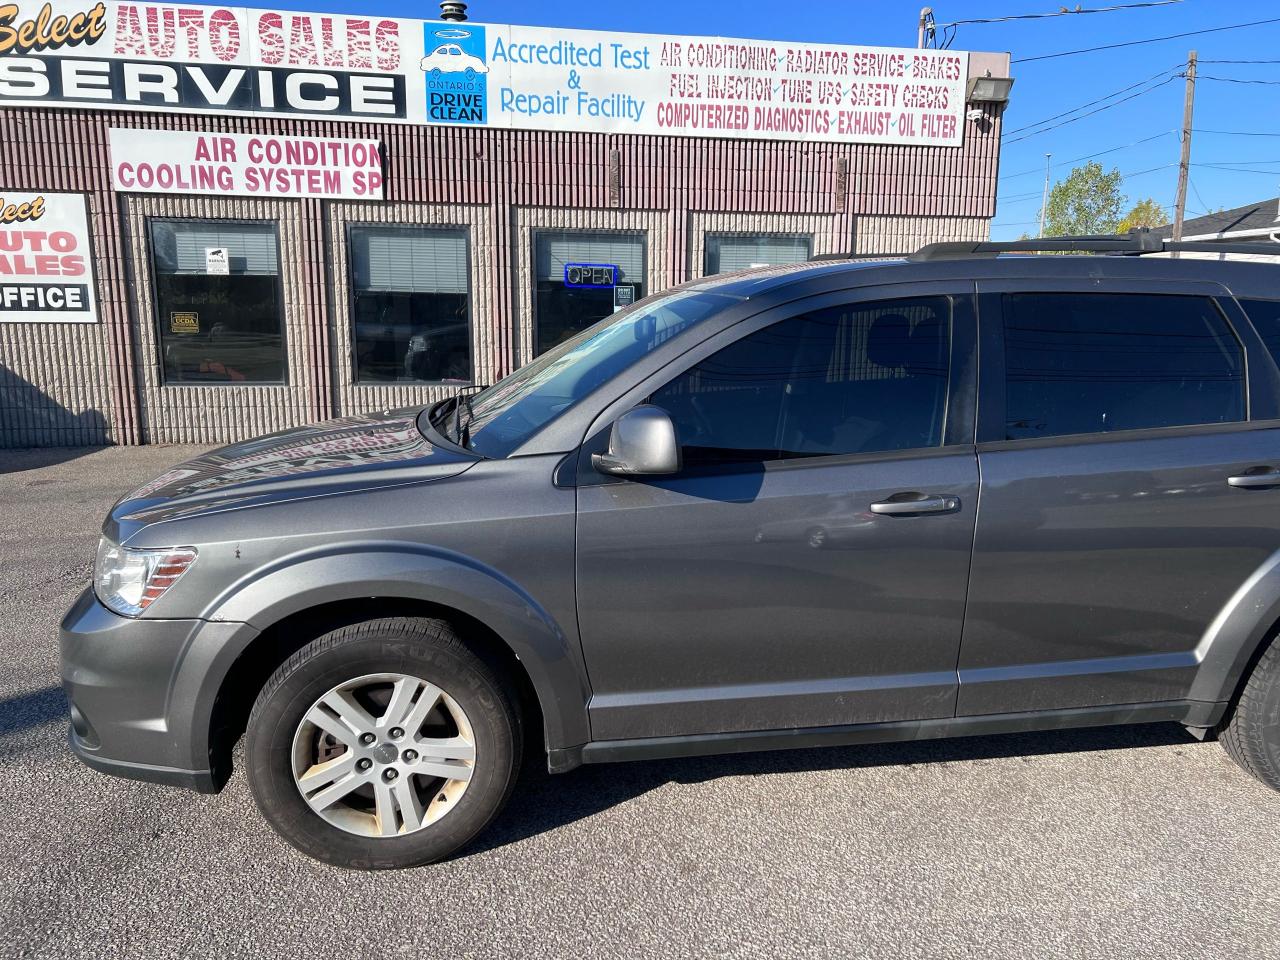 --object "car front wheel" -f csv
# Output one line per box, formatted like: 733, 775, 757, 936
245, 616, 521, 868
